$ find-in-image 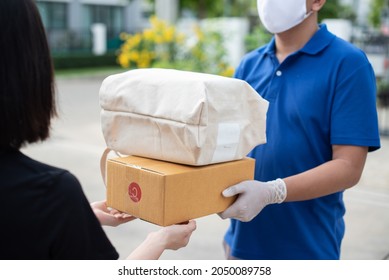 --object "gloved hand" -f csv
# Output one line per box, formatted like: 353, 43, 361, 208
219, 179, 287, 222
